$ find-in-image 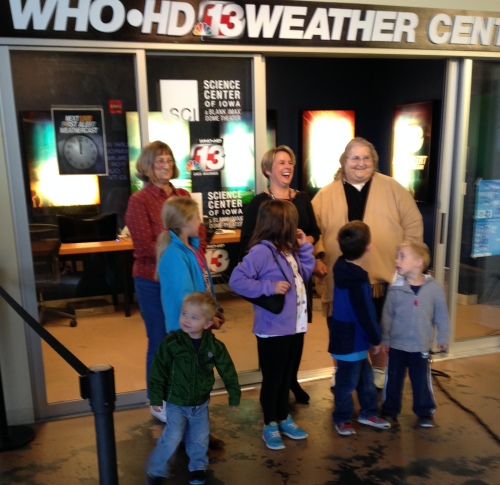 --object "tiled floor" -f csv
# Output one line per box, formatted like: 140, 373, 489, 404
1, 353, 499, 484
